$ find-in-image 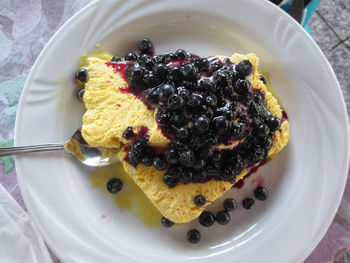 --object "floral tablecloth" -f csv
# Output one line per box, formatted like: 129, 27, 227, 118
0, 1, 349, 262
